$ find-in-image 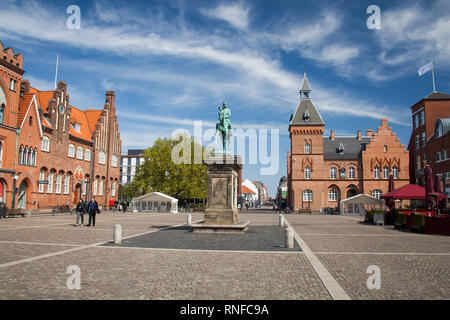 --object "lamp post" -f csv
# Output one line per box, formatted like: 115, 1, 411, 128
11, 173, 19, 209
